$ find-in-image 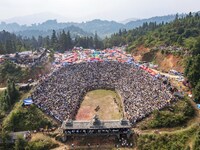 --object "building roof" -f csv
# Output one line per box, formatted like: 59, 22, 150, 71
61, 115, 131, 130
